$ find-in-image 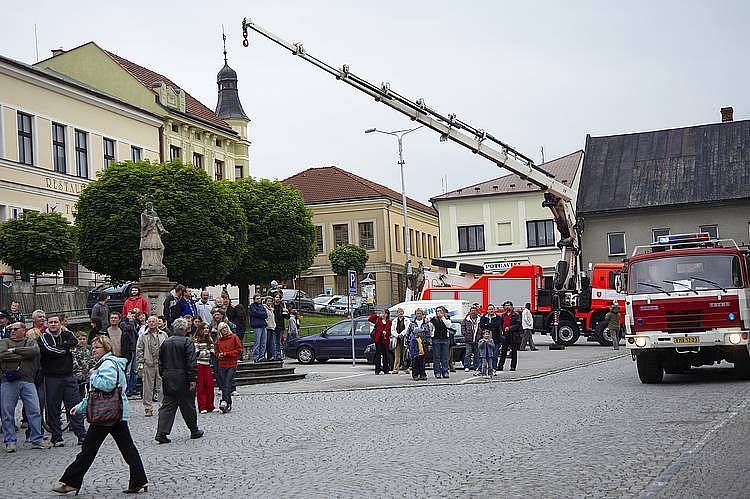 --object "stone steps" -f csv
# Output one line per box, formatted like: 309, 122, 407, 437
233, 359, 305, 386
